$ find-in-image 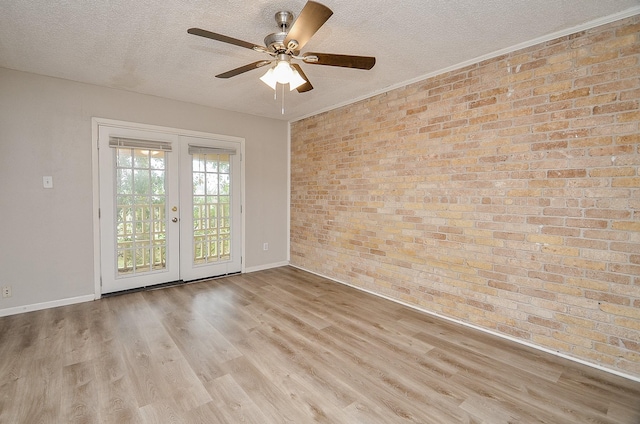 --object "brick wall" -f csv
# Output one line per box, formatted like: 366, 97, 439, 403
290, 16, 640, 378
